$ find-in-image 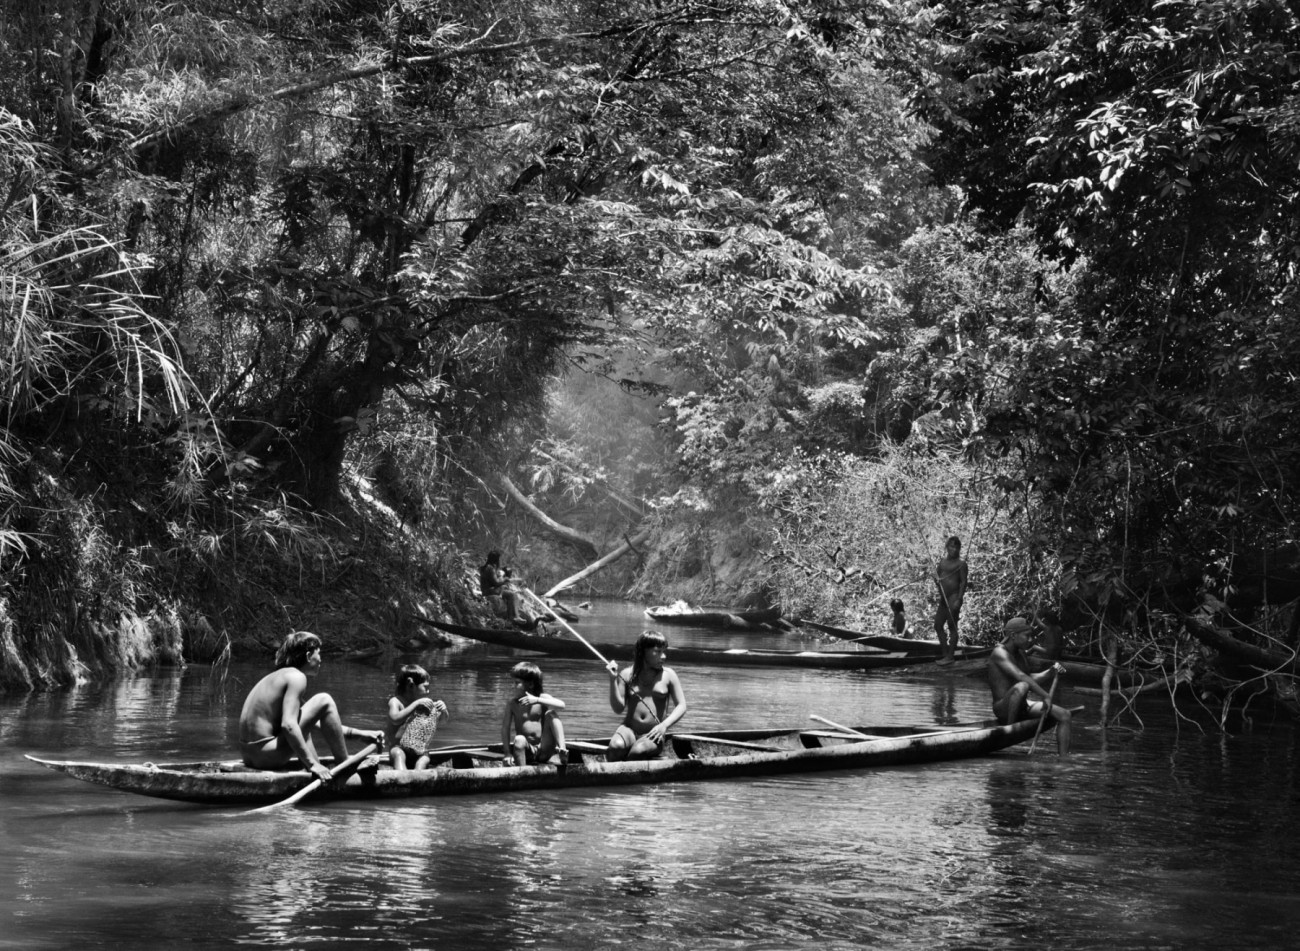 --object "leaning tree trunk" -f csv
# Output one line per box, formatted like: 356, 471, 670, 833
543, 528, 652, 598
498, 474, 601, 561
